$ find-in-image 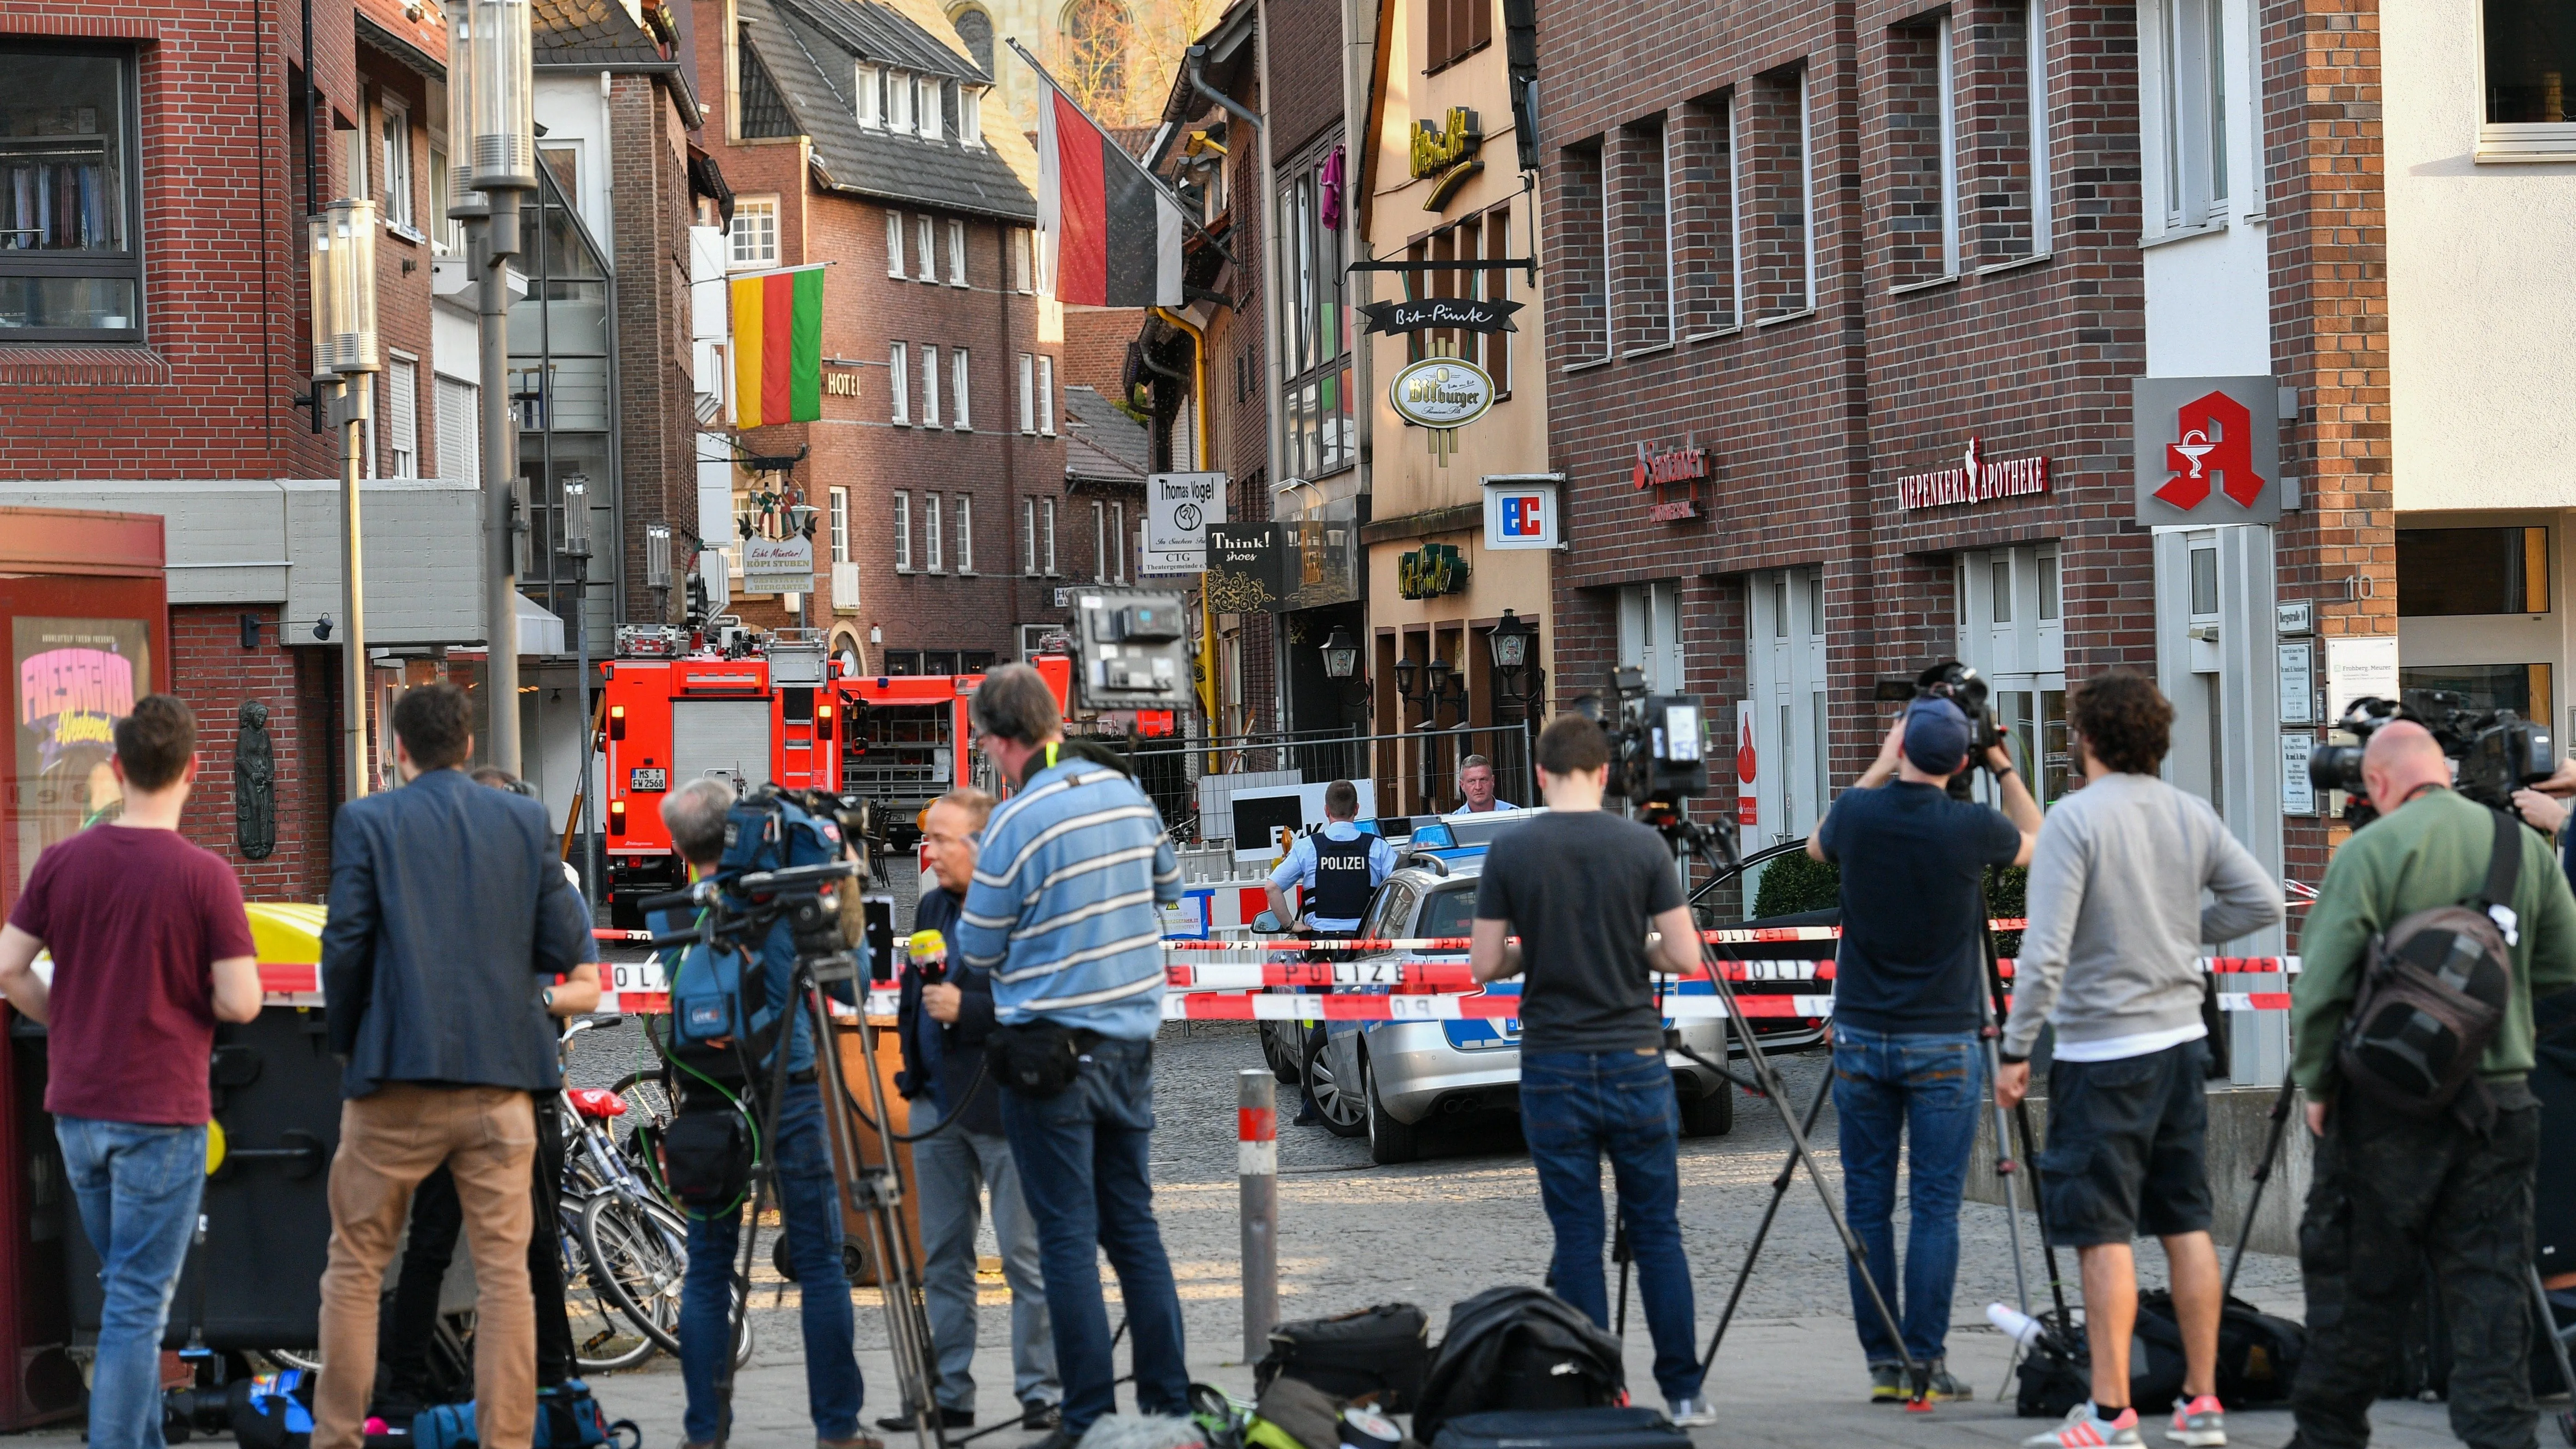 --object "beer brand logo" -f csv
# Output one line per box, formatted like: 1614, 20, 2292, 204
2154, 390, 2266, 512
